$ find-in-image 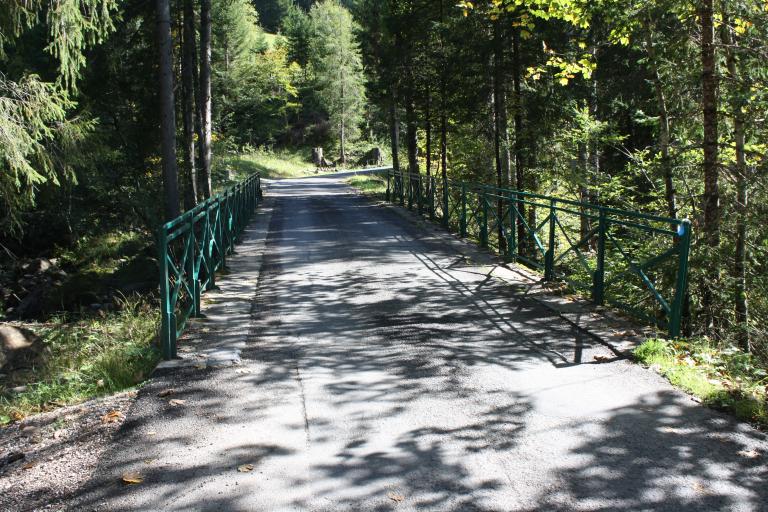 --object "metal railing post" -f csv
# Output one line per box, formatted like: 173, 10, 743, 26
508, 191, 516, 261
480, 191, 488, 247
158, 227, 176, 359
460, 183, 467, 237
442, 177, 449, 227
429, 176, 435, 220
593, 208, 607, 305
187, 214, 200, 317
417, 174, 423, 214
669, 219, 691, 338
206, 204, 216, 289
544, 199, 556, 281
